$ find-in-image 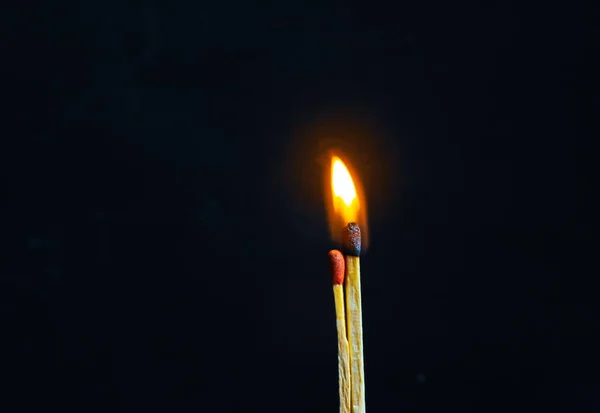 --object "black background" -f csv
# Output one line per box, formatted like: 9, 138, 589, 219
1, 1, 595, 412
